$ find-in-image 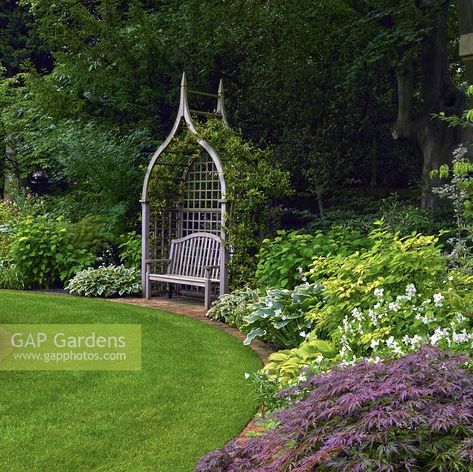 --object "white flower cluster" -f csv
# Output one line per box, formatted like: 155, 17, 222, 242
336, 283, 472, 365
297, 266, 308, 283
